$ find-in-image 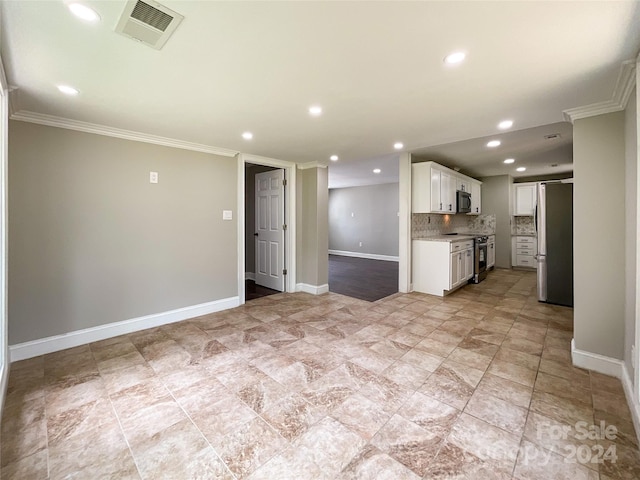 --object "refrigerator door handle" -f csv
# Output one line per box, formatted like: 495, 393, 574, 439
537, 254, 547, 302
